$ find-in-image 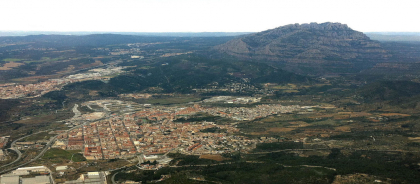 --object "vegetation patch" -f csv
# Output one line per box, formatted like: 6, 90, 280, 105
174, 113, 233, 124
199, 154, 226, 162
200, 127, 227, 133
0, 61, 24, 70
168, 153, 220, 166
23, 132, 55, 141
254, 142, 304, 152
264, 127, 295, 134
2, 58, 23, 62
258, 151, 420, 183
42, 148, 86, 163
380, 113, 410, 117
201, 163, 335, 184
14, 113, 72, 125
